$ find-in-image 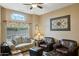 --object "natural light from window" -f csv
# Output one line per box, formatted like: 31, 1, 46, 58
11, 13, 25, 21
